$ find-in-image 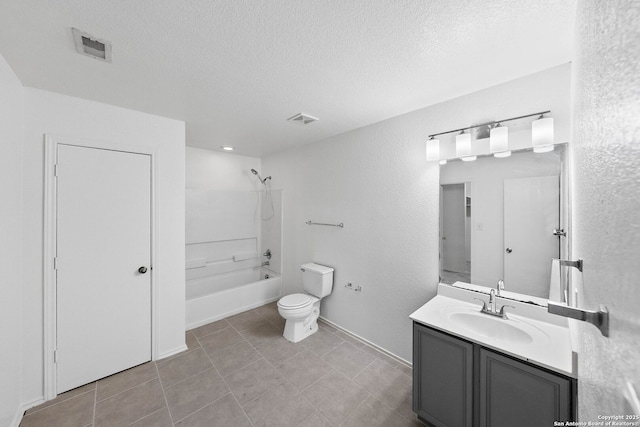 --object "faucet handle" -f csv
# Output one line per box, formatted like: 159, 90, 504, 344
473, 298, 488, 312
498, 304, 515, 318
